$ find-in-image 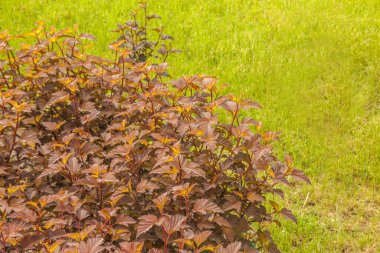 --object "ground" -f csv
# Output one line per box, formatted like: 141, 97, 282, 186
1, 0, 379, 252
